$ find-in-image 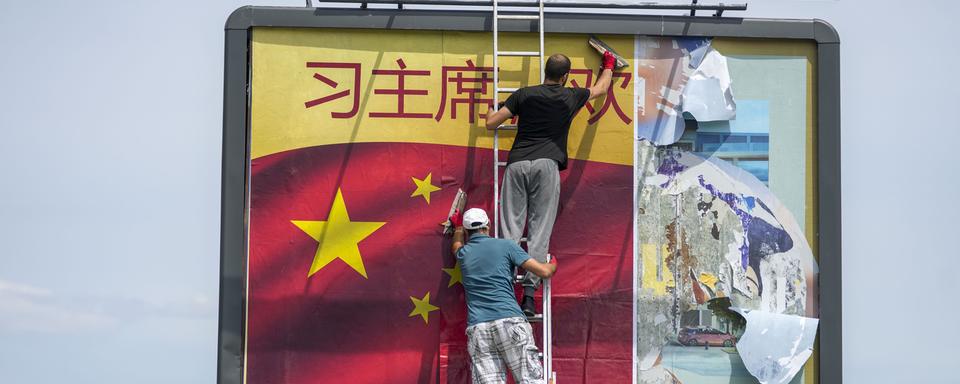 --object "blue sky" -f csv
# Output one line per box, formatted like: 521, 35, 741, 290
0, 1, 957, 383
